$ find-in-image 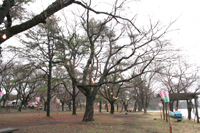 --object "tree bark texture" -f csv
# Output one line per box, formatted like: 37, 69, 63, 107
72, 85, 76, 115
0, 0, 15, 25
99, 101, 101, 112
195, 98, 199, 123
0, 0, 75, 44
110, 102, 114, 114
62, 102, 64, 111
44, 102, 47, 111
47, 44, 52, 117
18, 102, 22, 112
187, 100, 192, 120
143, 107, 147, 113
82, 96, 94, 121
106, 103, 109, 112
169, 100, 174, 111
